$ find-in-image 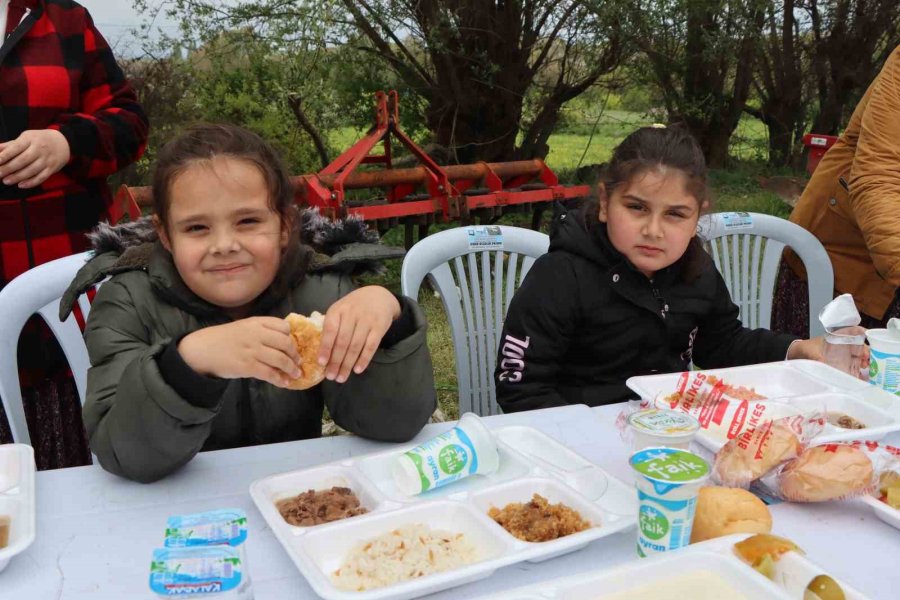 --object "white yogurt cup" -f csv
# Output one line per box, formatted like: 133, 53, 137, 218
392, 413, 500, 496
867, 327, 900, 396
626, 409, 700, 451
